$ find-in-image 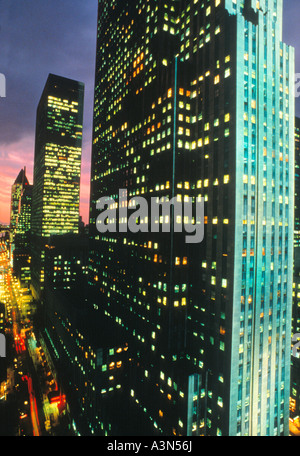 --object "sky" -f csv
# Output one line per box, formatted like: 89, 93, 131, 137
0, 0, 98, 225
0, 0, 299, 225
